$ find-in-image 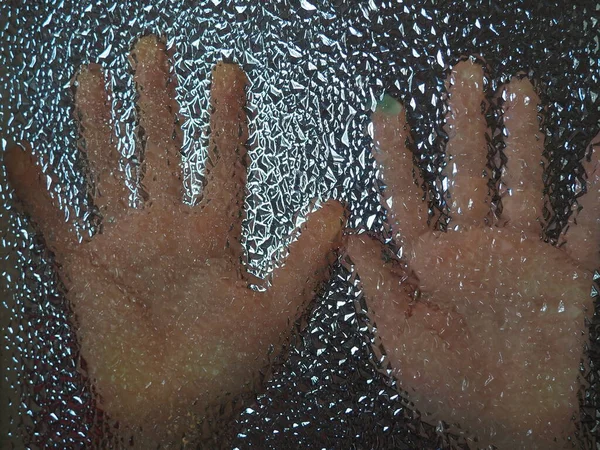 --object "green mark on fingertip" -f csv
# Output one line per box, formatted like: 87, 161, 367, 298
377, 94, 403, 116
